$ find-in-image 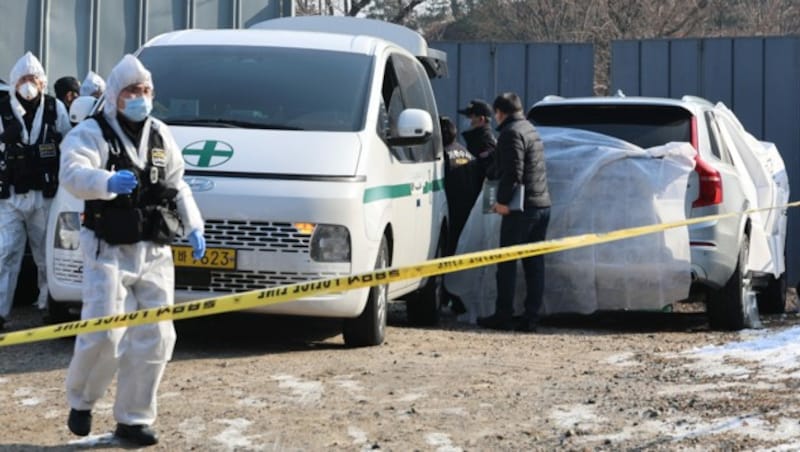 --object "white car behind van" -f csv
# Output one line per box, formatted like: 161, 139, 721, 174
46, 17, 450, 346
